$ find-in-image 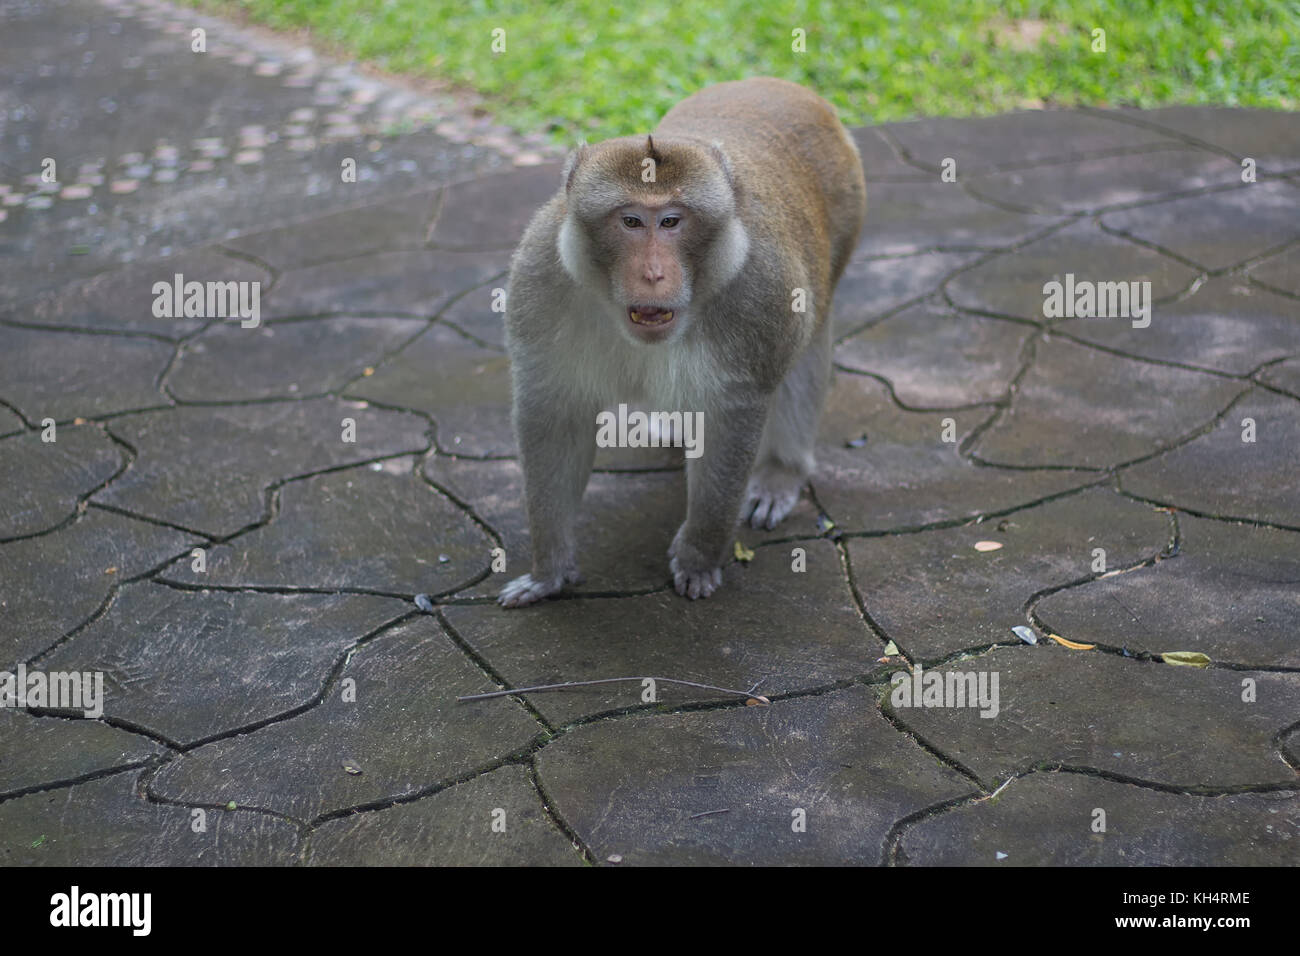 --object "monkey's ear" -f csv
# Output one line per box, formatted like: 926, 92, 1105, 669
709, 140, 737, 193
563, 142, 589, 192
